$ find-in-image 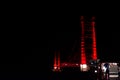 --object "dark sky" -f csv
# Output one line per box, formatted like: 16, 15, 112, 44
47, 14, 120, 63
1, 4, 119, 79
4, 4, 120, 79
31, 7, 120, 78
31, 7, 120, 74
